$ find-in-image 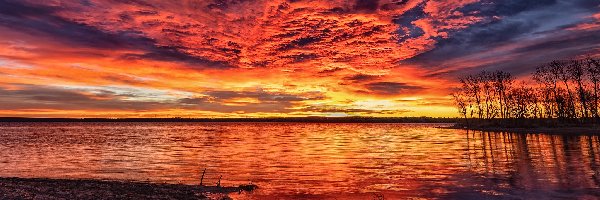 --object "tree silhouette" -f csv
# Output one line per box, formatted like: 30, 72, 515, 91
452, 56, 600, 126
